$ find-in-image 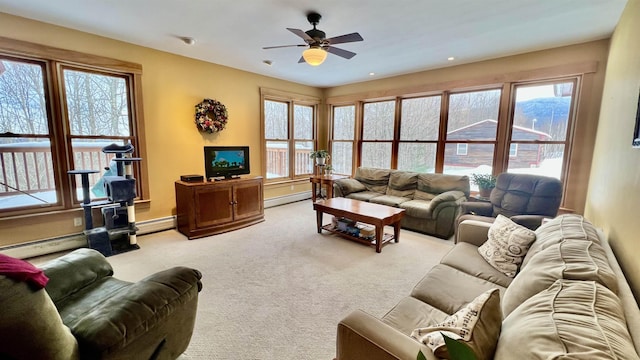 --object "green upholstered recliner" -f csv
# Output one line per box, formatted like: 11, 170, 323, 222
455, 173, 563, 241
0, 248, 202, 360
